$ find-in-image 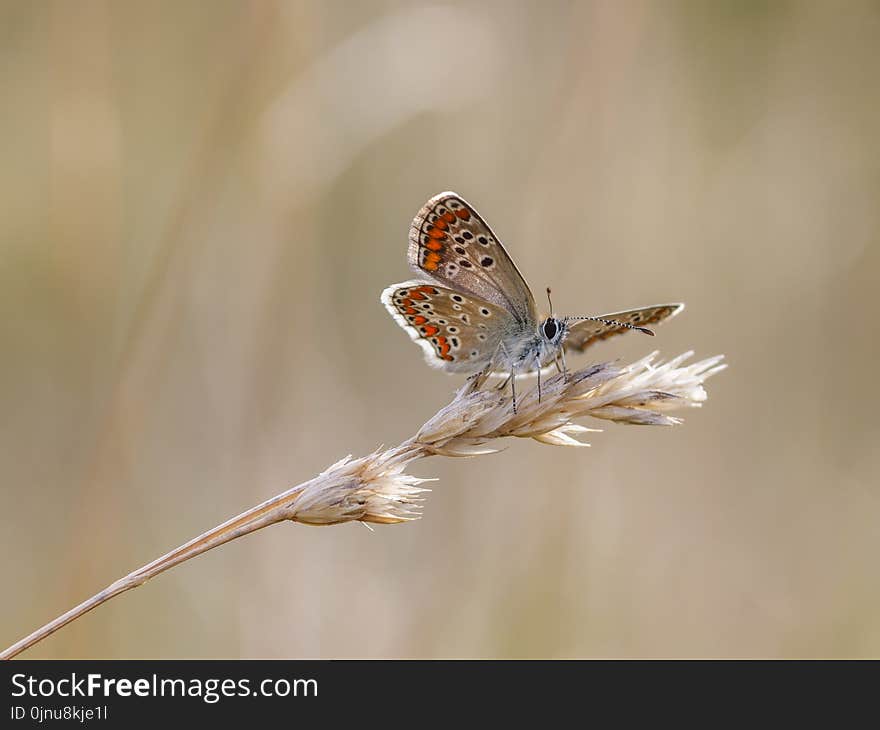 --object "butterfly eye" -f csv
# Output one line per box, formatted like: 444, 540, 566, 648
542, 318, 559, 340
